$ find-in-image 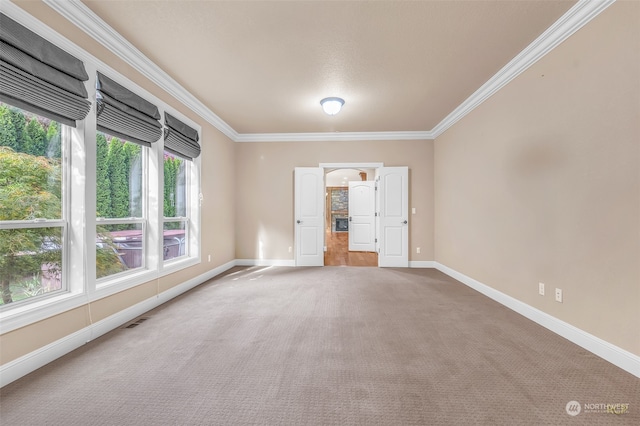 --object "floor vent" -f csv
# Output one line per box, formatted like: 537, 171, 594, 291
124, 317, 149, 329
